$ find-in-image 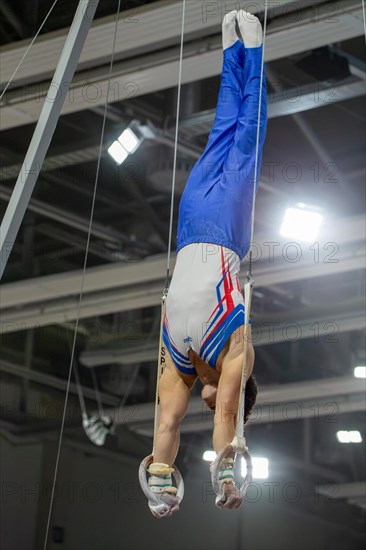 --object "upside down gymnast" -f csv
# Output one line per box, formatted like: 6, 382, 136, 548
147, 10, 267, 517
